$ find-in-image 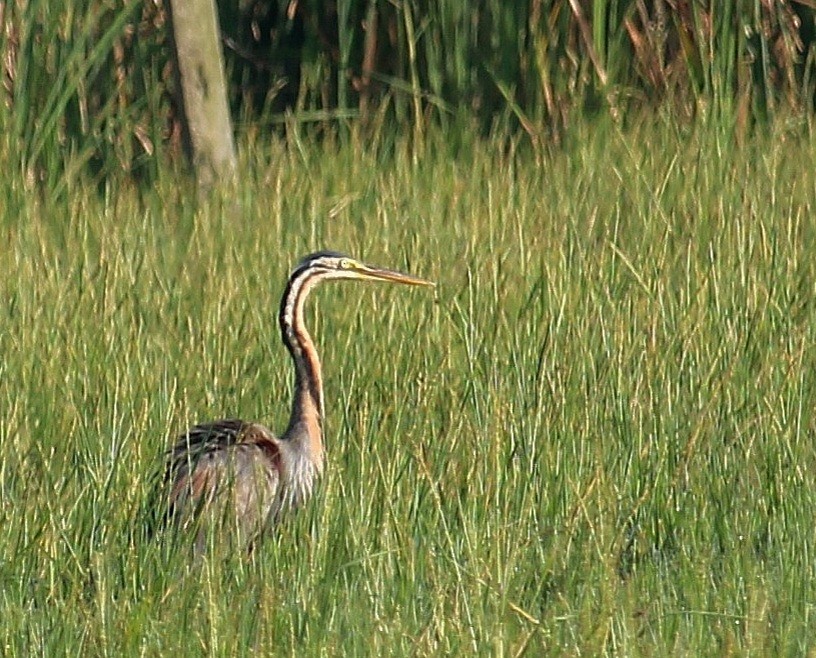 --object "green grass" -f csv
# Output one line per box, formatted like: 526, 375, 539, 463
1, 116, 816, 655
